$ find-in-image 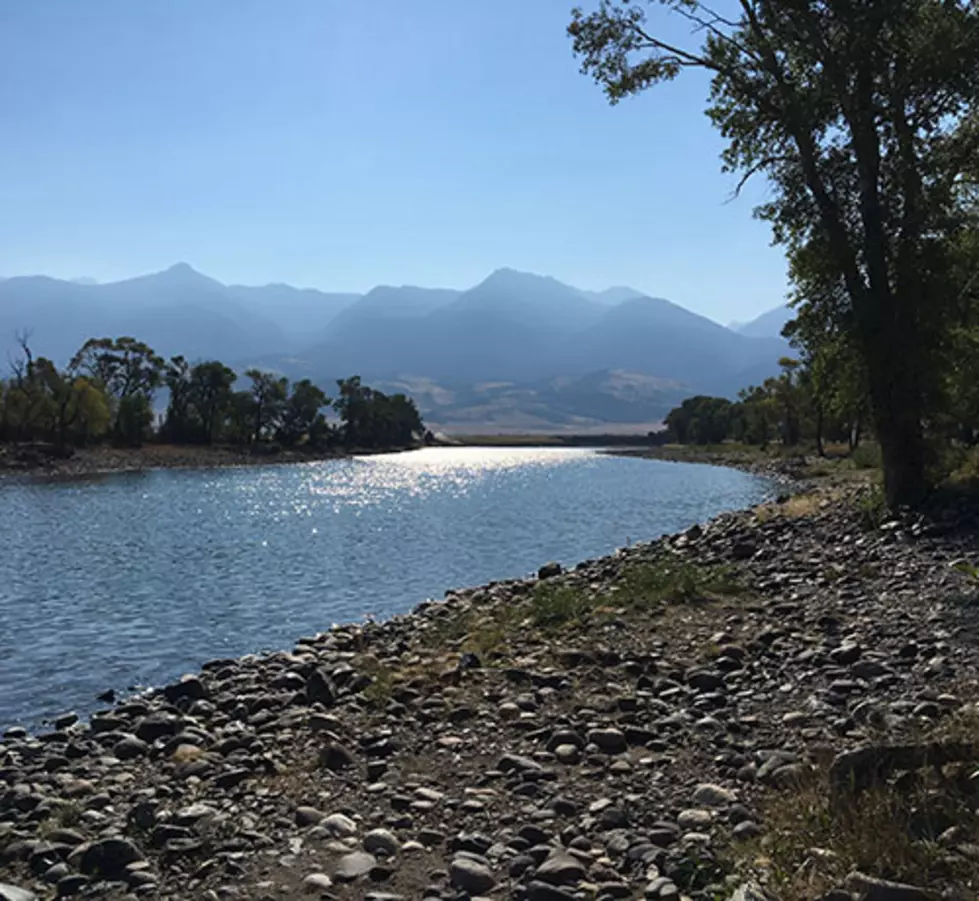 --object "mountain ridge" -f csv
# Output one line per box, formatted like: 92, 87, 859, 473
0, 263, 791, 429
